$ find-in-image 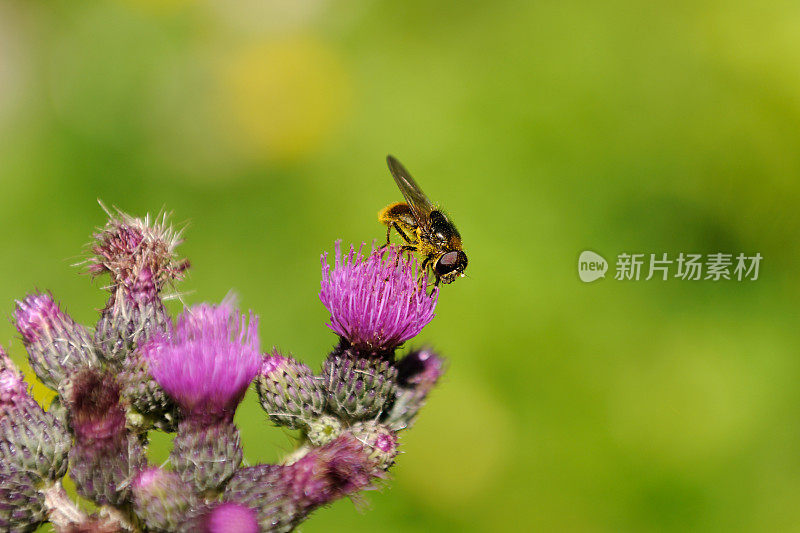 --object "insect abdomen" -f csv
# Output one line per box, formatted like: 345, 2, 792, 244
379, 202, 418, 228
